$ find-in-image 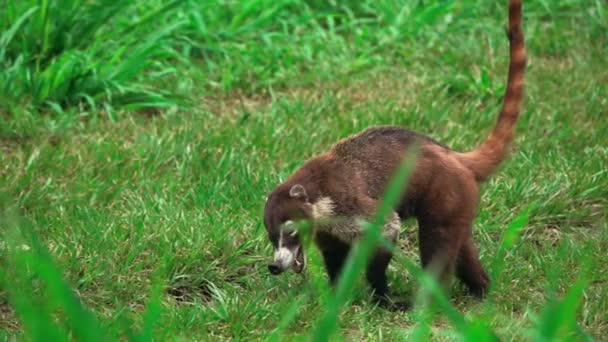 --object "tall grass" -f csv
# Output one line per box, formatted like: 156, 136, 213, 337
0, 0, 470, 114
1, 209, 164, 341
174, 0, 458, 93
0, 0, 185, 114
2, 0, 604, 114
